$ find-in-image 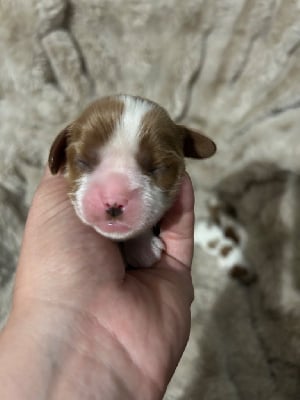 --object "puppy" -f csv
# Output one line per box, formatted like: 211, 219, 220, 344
48, 94, 216, 267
